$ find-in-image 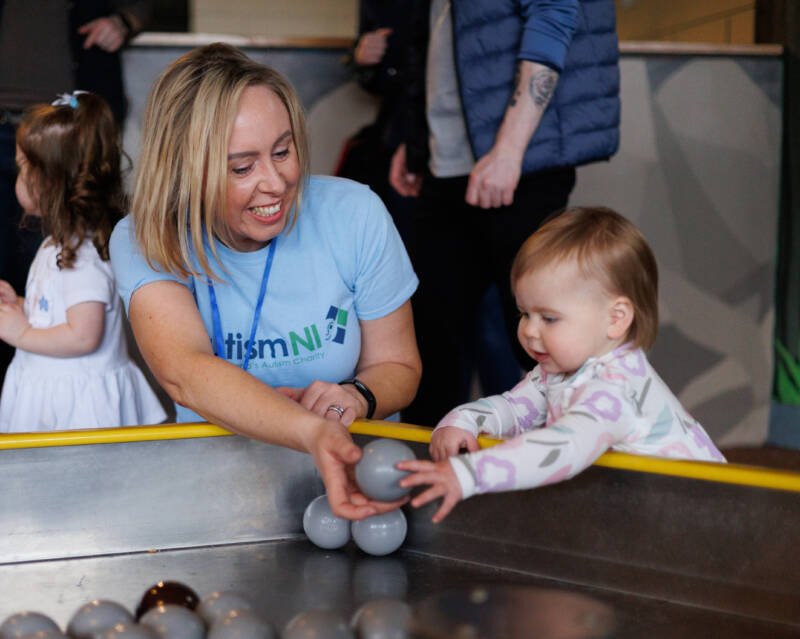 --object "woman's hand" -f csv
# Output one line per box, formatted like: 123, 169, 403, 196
276, 380, 367, 426
397, 458, 462, 523
306, 420, 408, 520
430, 425, 480, 461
